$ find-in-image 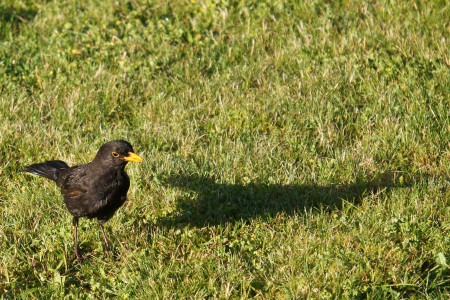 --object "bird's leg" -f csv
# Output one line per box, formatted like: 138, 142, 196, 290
98, 222, 112, 253
73, 217, 83, 260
